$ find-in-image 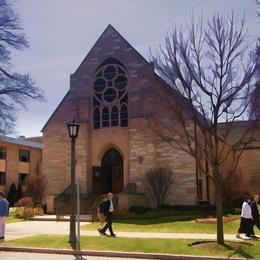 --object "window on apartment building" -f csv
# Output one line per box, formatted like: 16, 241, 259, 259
18, 173, 28, 185
0, 147, 6, 160
0, 172, 5, 185
19, 149, 30, 162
